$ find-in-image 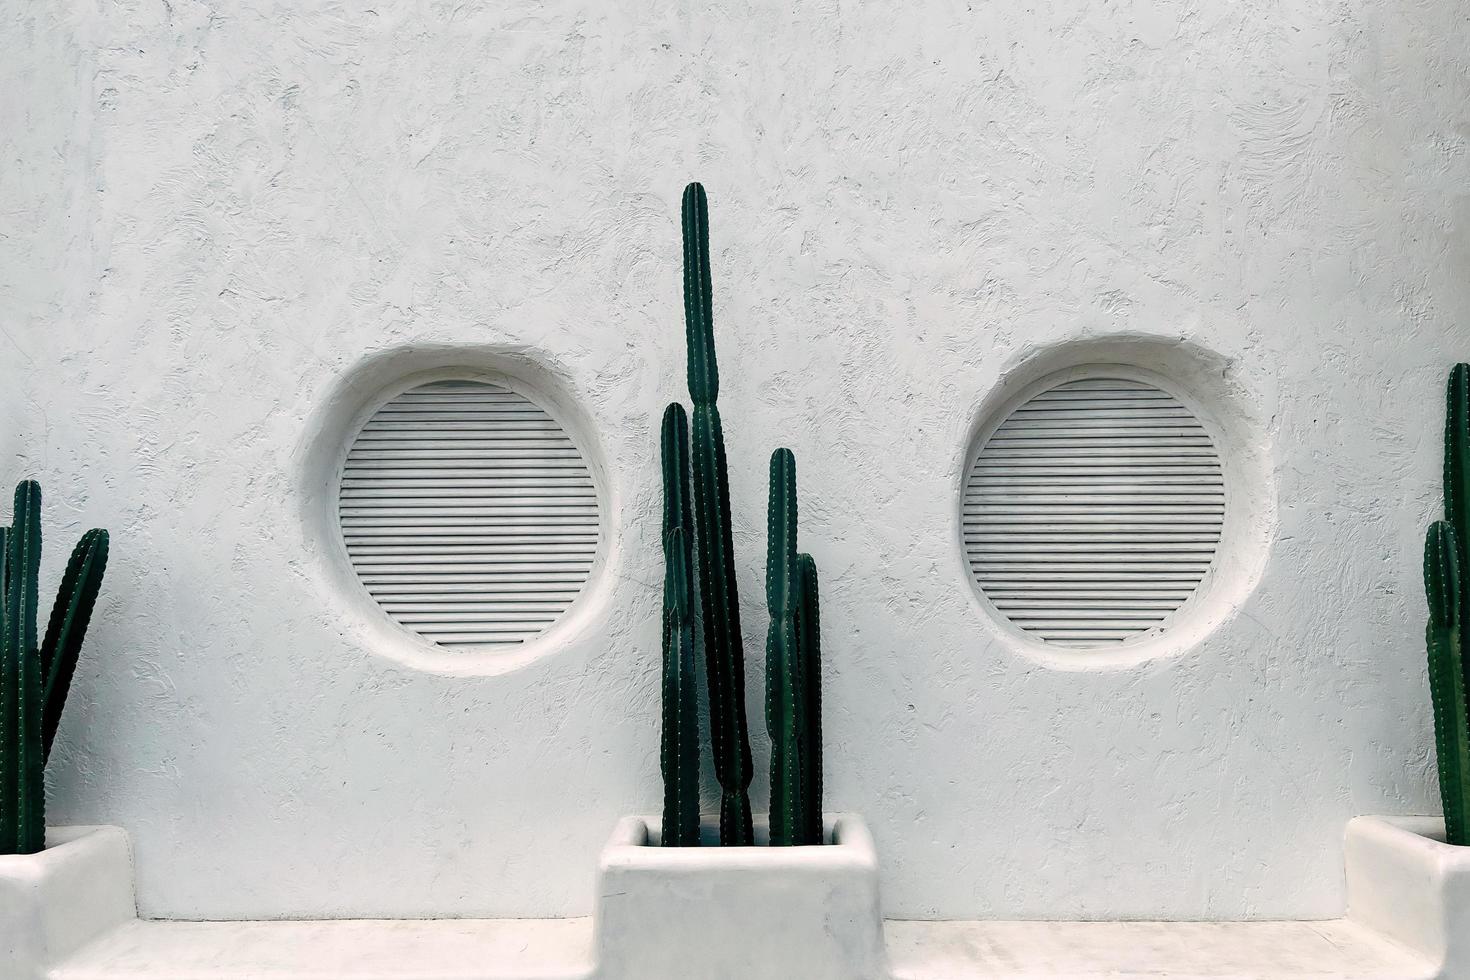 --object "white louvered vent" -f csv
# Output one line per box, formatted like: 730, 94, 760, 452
338, 379, 600, 650
963, 375, 1225, 648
